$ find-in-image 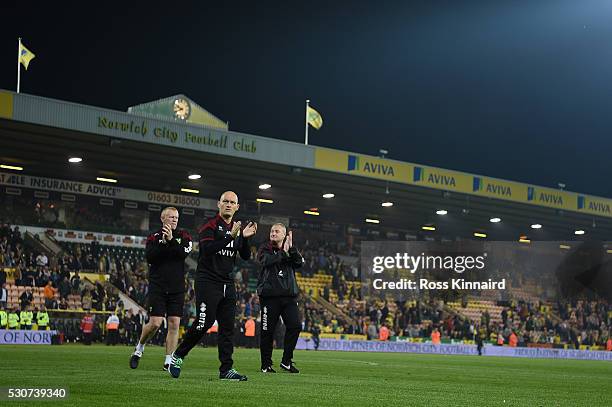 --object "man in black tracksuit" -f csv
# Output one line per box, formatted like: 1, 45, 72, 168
169, 191, 257, 381
130, 206, 192, 370
257, 223, 303, 373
